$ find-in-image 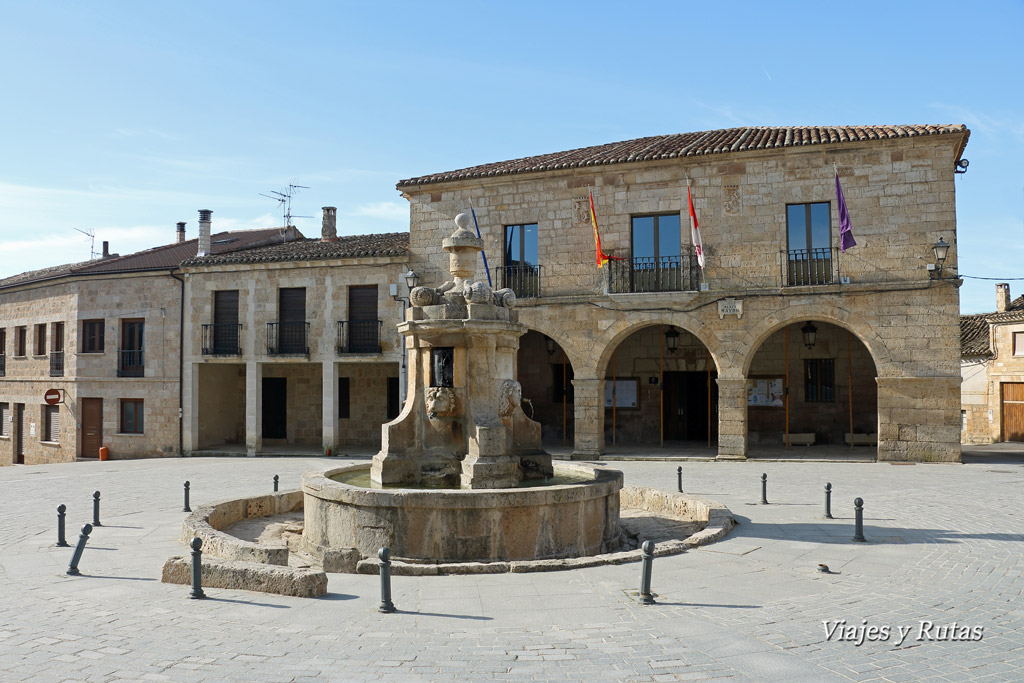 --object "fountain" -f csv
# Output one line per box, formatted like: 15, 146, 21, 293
301, 214, 625, 567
